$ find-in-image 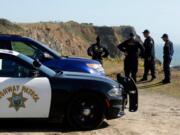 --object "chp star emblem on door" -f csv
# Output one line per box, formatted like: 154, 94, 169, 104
7, 92, 28, 111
